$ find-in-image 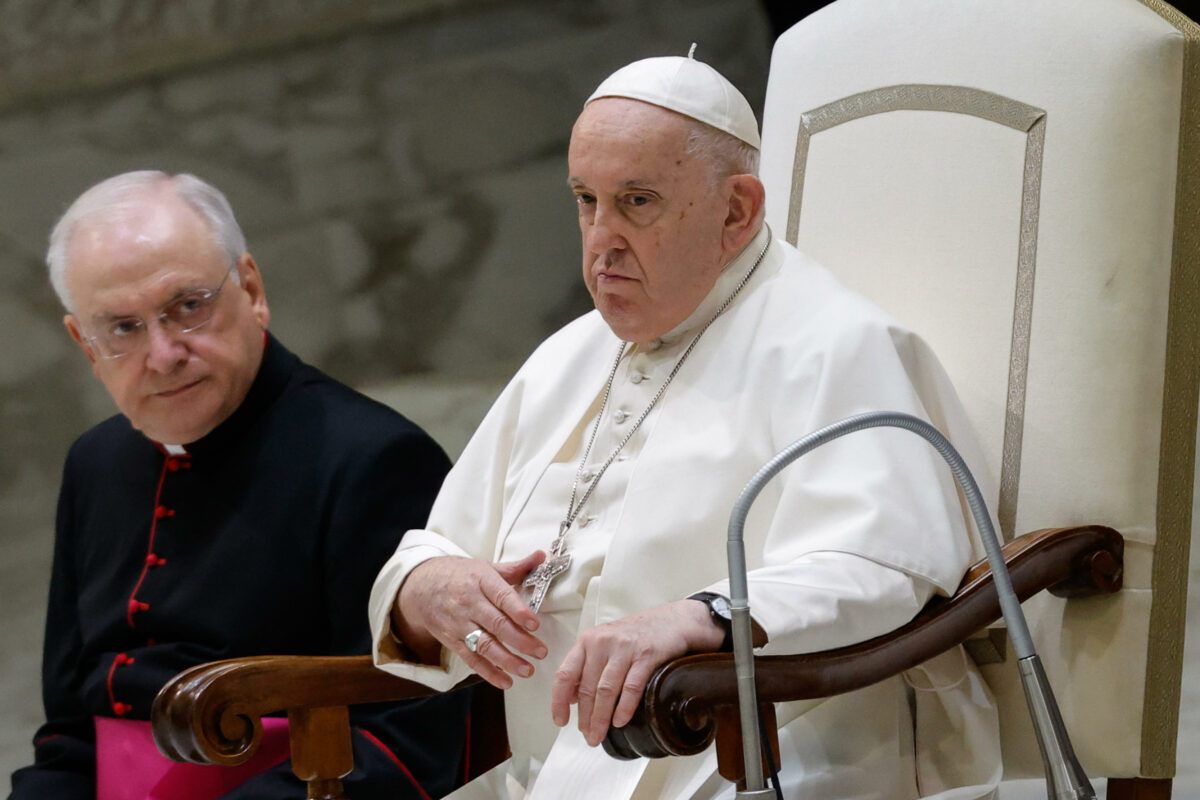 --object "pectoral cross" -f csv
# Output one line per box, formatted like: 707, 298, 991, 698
520, 521, 573, 614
